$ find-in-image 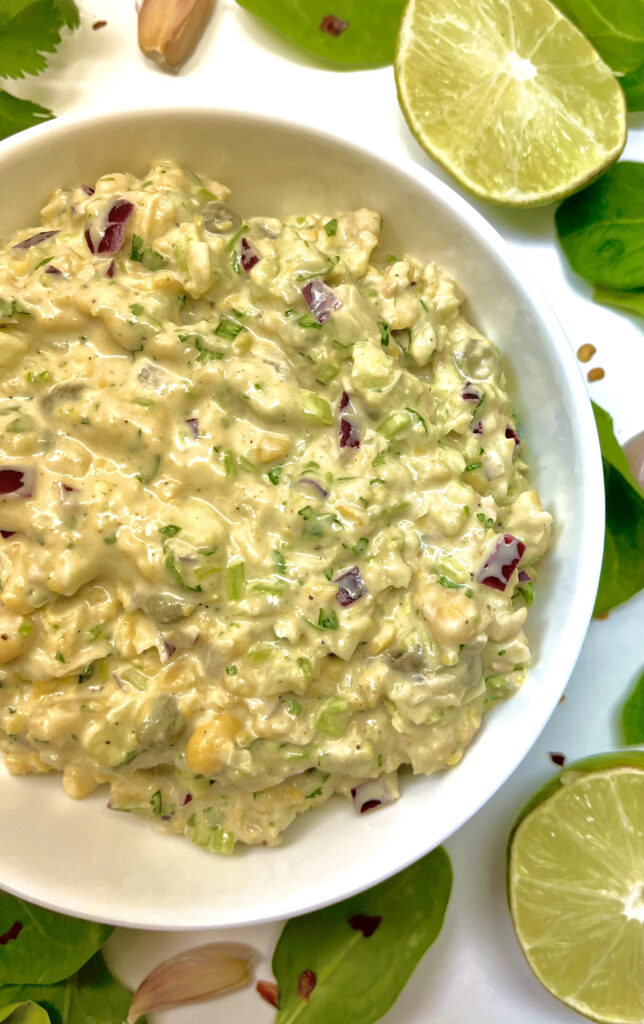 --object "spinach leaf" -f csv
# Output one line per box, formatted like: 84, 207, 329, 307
592, 402, 644, 616
0, 953, 137, 1024
0, 1004, 50, 1024
234, 0, 405, 67
593, 285, 644, 319
555, 163, 644, 292
621, 667, 644, 745
552, 0, 643, 111
0, 891, 111, 985
272, 846, 451, 1023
